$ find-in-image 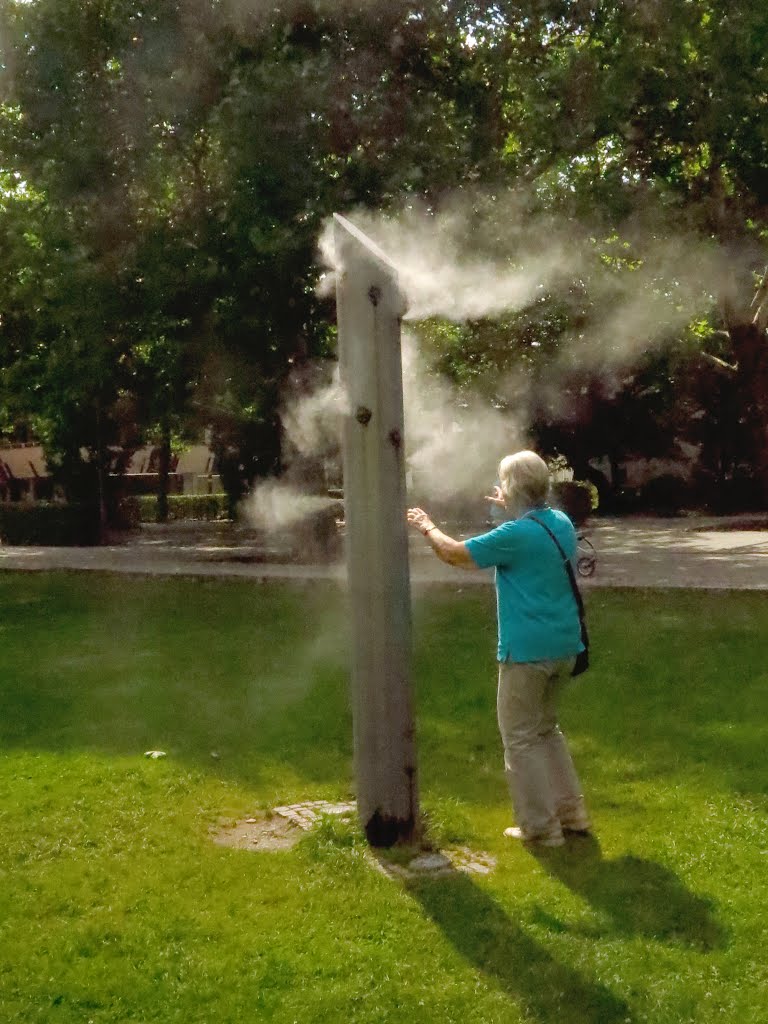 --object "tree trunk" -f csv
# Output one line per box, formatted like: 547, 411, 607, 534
728, 321, 768, 505
156, 420, 172, 524
95, 405, 108, 538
